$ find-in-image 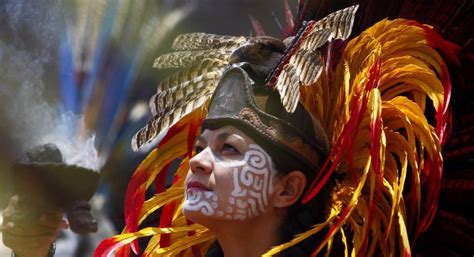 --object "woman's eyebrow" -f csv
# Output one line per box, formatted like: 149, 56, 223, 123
217, 132, 245, 143
196, 136, 207, 144
216, 132, 231, 142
